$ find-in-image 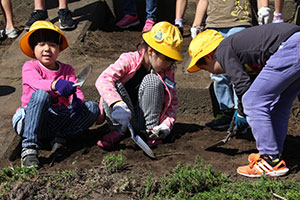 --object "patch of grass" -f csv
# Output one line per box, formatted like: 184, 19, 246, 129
144, 155, 300, 199
102, 150, 127, 174
0, 166, 38, 196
